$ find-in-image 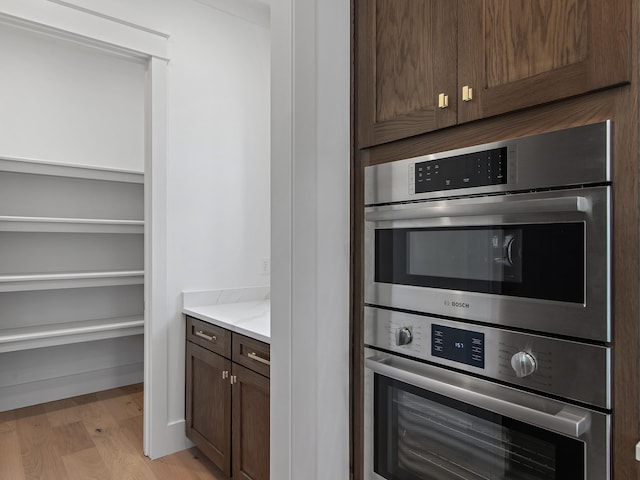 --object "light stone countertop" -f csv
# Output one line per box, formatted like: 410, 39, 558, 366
183, 299, 270, 344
